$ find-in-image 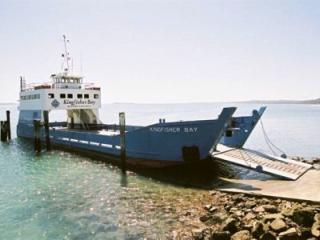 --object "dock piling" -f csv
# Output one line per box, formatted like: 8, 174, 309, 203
119, 112, 126, 173
33, 120, 41, 153
70, 116, 74, 129
6, 111, 11, 140
43, 111, 51, 151
0, 121, 7, 142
